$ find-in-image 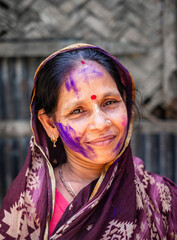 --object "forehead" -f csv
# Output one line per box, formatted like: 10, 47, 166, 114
64, 60, 116, 86
58, 61, 119, 104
